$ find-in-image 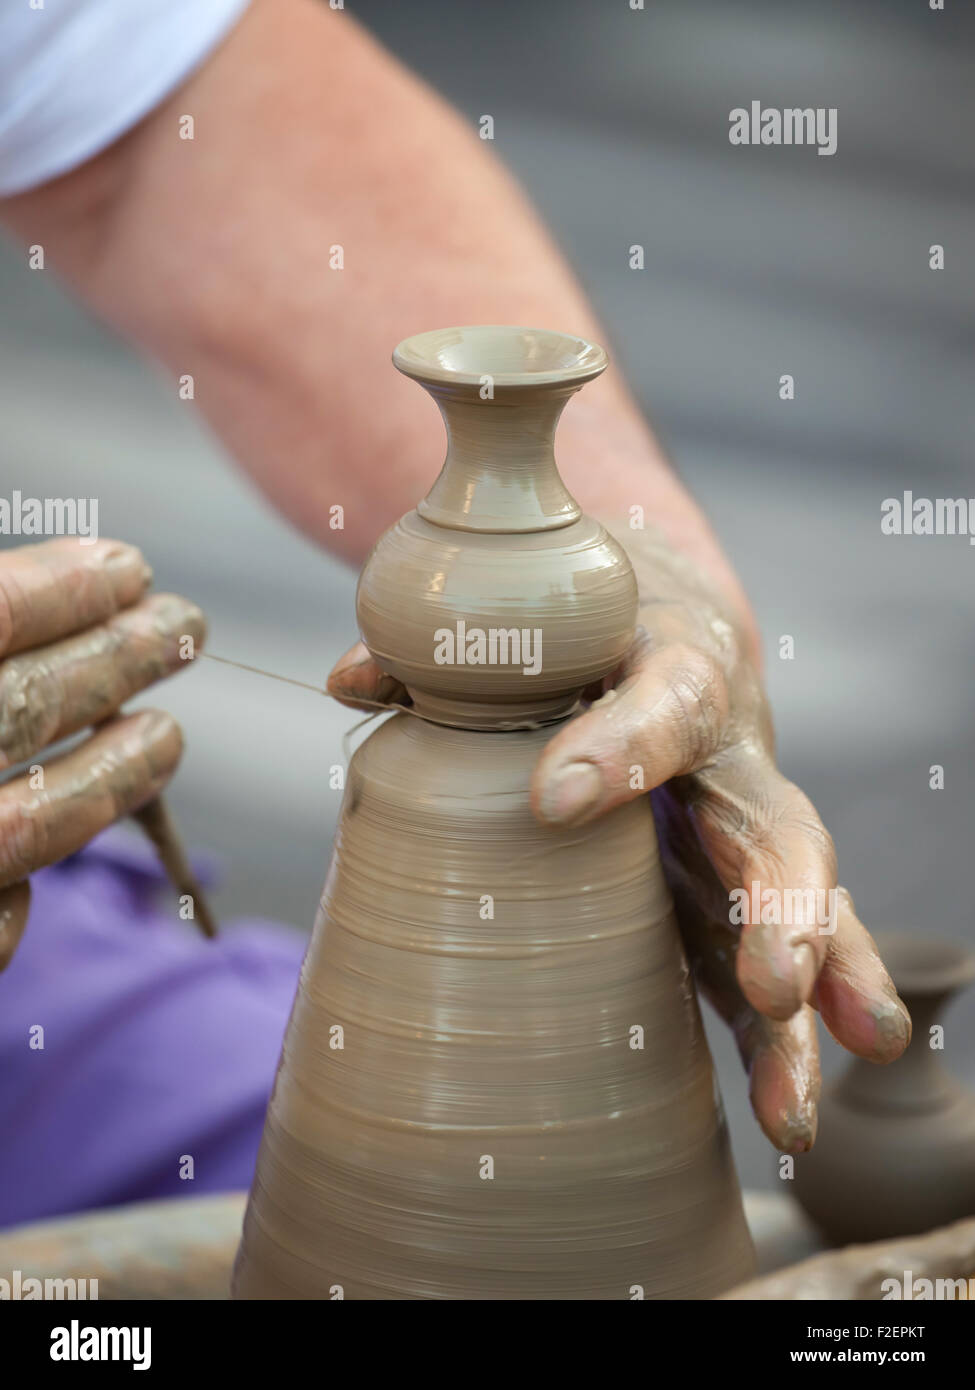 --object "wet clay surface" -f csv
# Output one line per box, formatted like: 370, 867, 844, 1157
357, 329, 636, 730
357, 511, 636, 728
234, 327, 755, 1298
234, 717, 755, 1298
